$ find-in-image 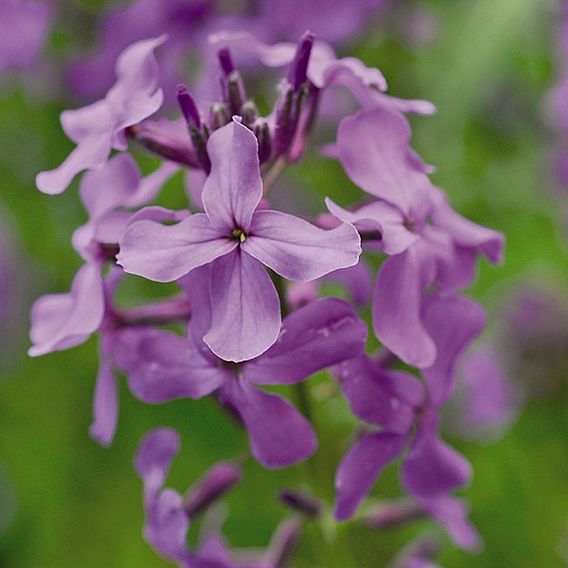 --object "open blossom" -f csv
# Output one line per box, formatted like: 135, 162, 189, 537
117, 296, 367, 467
327, 107, 503, 367
36, 35, 166, 195
118, 118, 361, 362
334, 293, 485, 552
